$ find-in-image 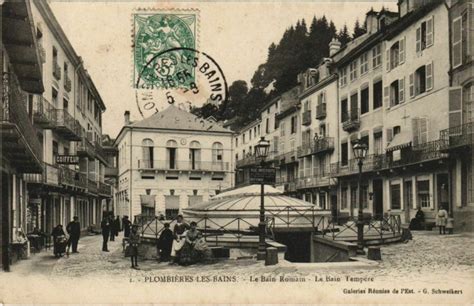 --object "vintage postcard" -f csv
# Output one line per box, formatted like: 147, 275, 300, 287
0, 0, 473, 304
